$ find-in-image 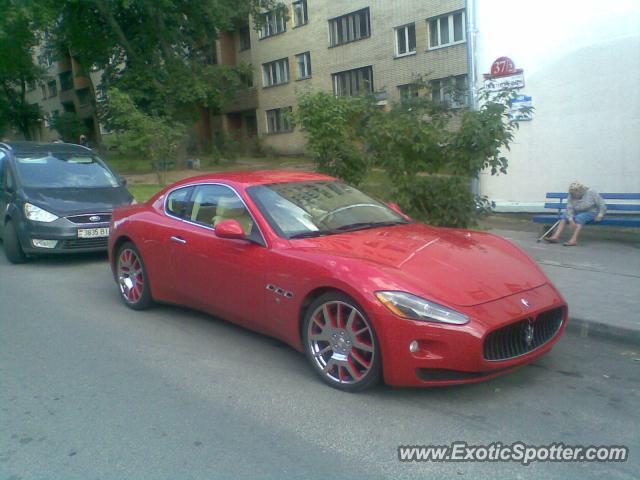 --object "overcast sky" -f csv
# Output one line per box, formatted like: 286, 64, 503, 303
476, 0, 640, 75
